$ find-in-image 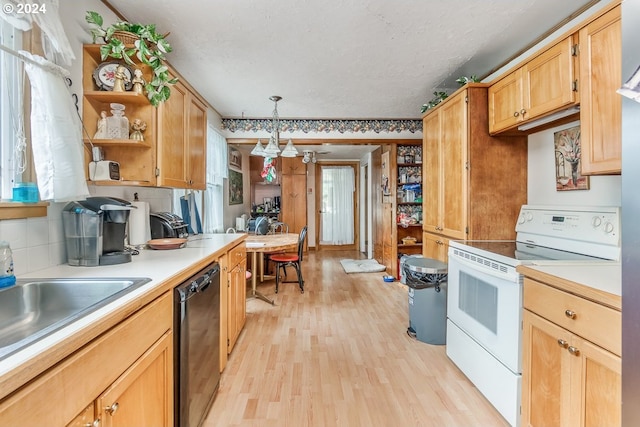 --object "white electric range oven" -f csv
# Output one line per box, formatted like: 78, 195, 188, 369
445, 205, 620, 427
